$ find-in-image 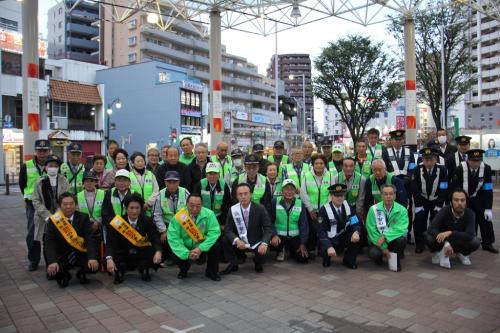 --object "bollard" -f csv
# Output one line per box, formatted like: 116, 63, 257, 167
5, 174, 9, 195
